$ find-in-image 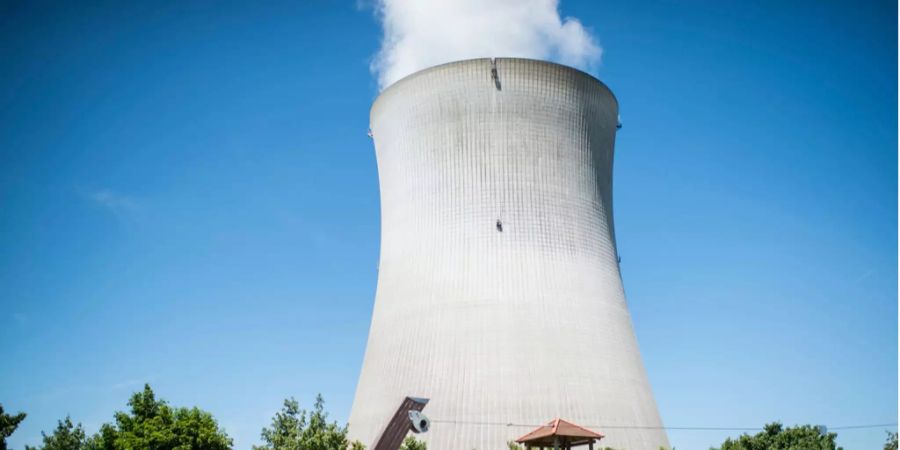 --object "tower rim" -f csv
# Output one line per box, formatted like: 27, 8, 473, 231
372, 57, 619, 115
